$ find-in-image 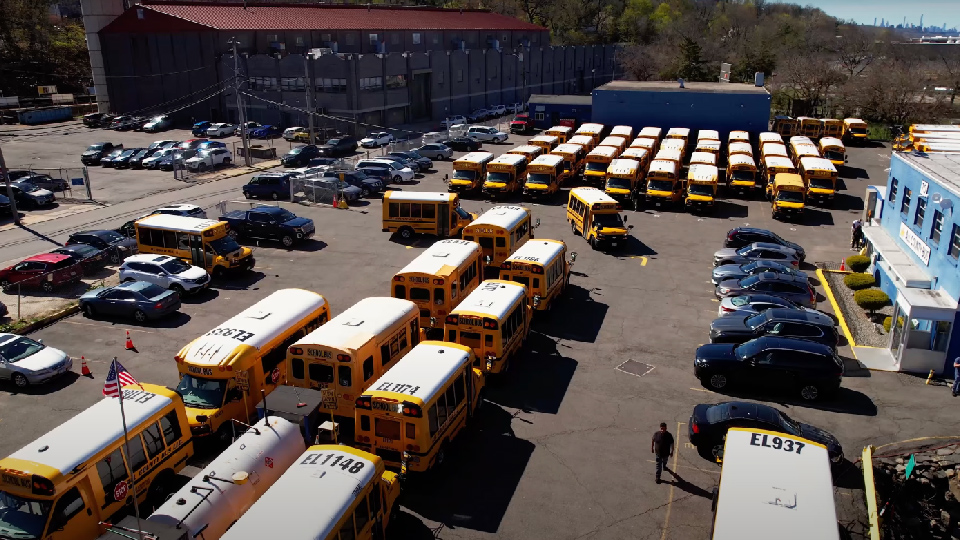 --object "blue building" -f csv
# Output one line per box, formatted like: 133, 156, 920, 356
590, 80, 771, 138
861, 151, 960, 375
527, 94, 593, 130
